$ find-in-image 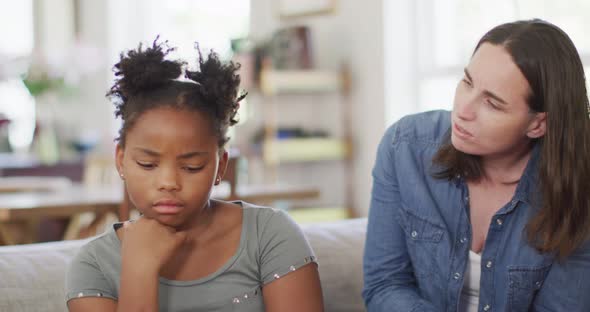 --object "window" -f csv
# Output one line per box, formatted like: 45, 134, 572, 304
417, 0, 590, 111
0, 0, 35, 153
385, 0, 590, 122
109, 0, 250, 61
